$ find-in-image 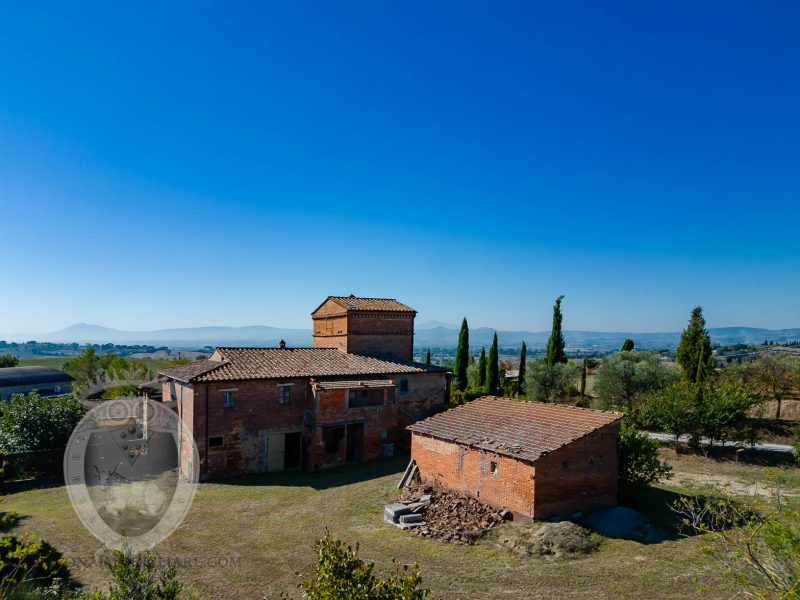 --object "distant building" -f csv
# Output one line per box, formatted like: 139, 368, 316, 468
0, 366, 74, 401
408, 396, 623, 521
159, 295, 449, 480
